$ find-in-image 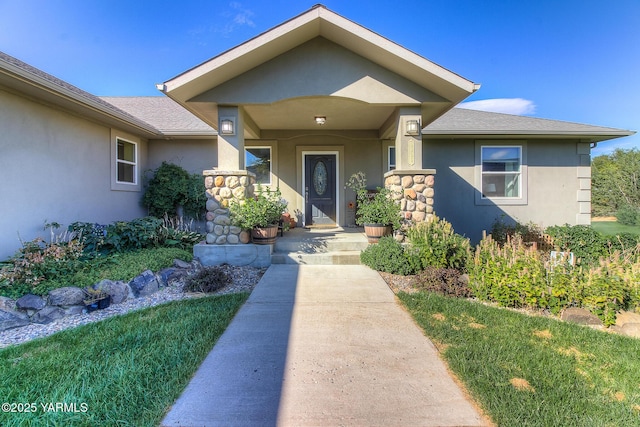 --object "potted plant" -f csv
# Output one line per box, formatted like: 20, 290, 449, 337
347, 172, 401, 243
229, 186, 288, 244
